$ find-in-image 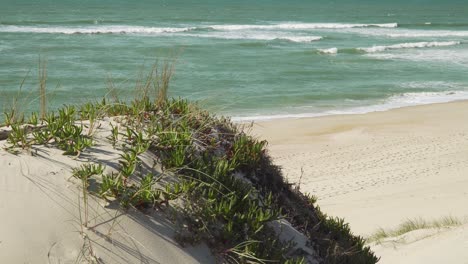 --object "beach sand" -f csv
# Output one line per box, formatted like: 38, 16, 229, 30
251, 101, 468, 263
0, 119, 214, 263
